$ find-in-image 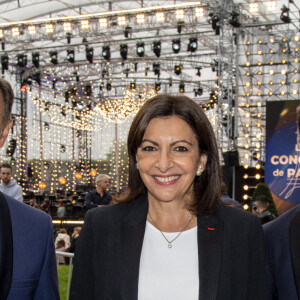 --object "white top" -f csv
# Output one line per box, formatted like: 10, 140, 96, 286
138, 221, 199, 300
